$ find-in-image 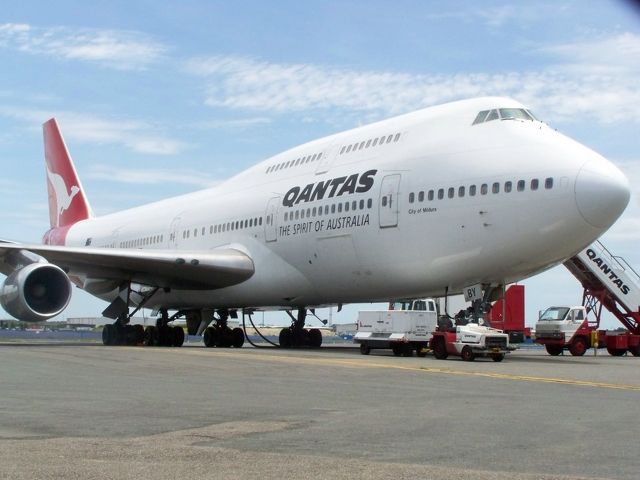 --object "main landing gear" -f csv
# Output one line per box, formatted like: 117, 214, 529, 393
101, 283, 185, 347
202, 309, 245, 348
278, 308, 322, 348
